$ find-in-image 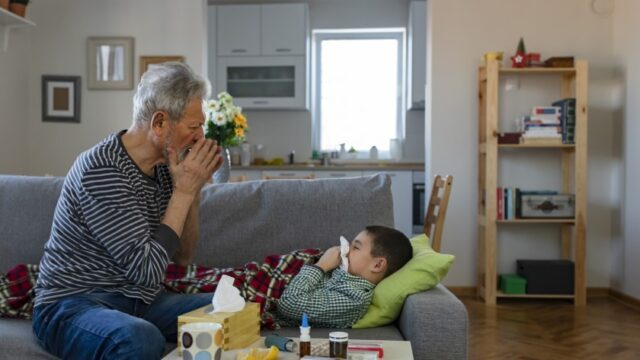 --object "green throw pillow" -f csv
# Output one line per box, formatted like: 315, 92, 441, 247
352, 234, 455, 328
